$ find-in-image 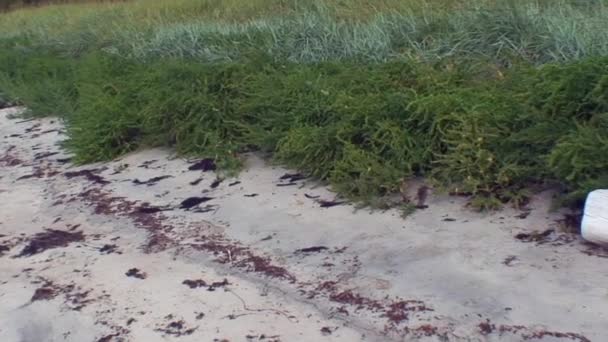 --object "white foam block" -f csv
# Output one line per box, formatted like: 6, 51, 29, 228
582, 190, 608, 245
